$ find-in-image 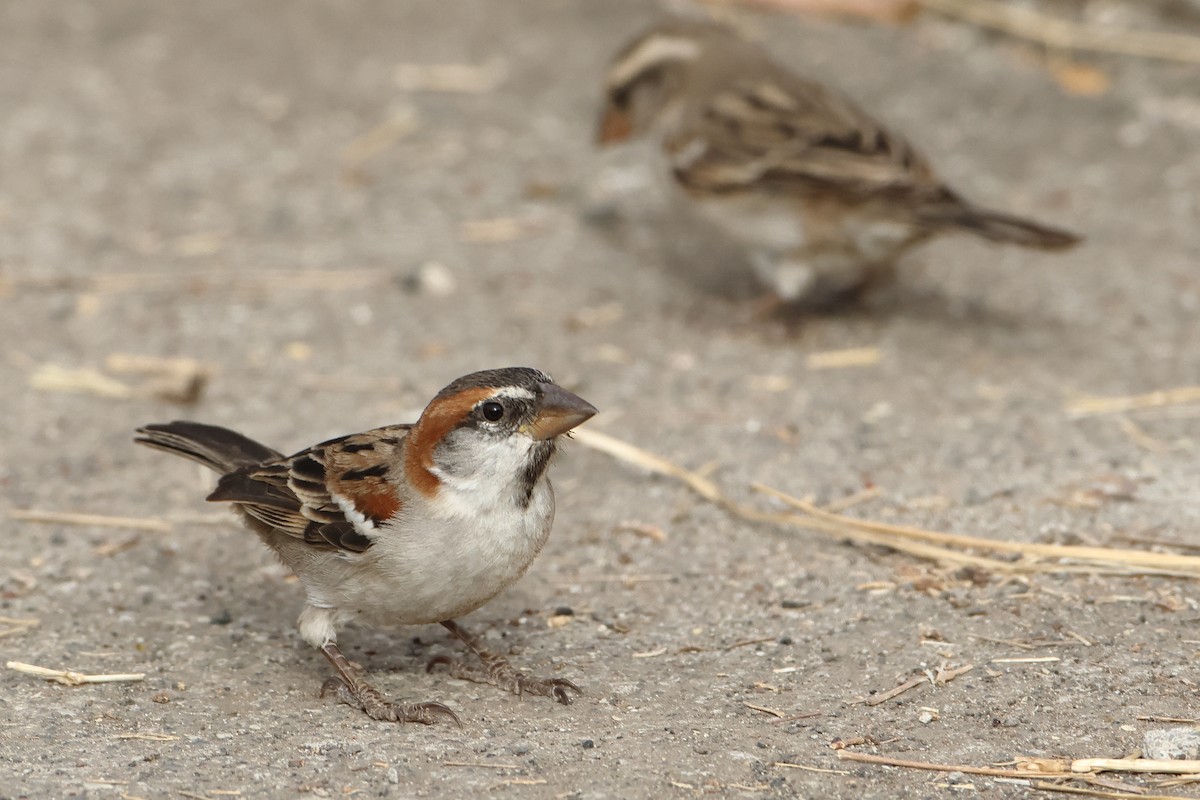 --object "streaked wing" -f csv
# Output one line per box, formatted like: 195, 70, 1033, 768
670, 77, 941, 201
207, 424, 413, 554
